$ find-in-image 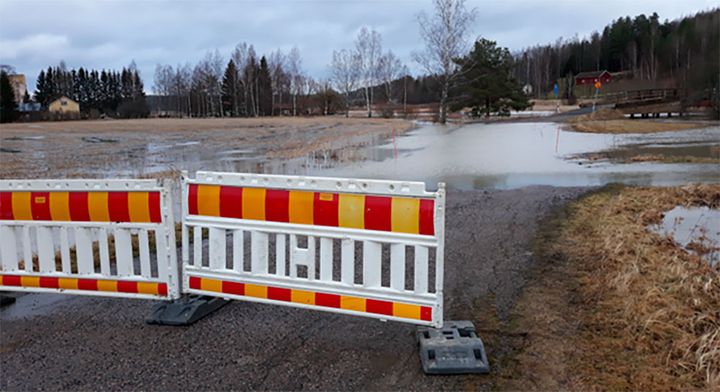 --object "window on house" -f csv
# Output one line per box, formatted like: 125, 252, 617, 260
61, 100, 67, 106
